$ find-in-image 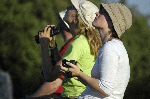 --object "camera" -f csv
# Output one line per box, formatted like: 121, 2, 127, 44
62, 59, 77, 68
34, 26, 62, 44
